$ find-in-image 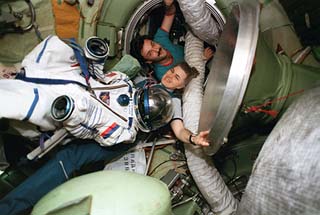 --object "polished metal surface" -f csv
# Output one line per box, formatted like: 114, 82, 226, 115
199, 1, 260, 155
134, 86, 174, 132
